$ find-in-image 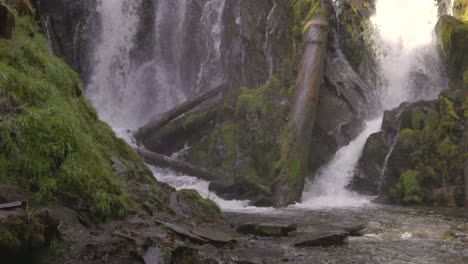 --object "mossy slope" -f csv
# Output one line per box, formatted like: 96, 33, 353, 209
0, 1, 221, 222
